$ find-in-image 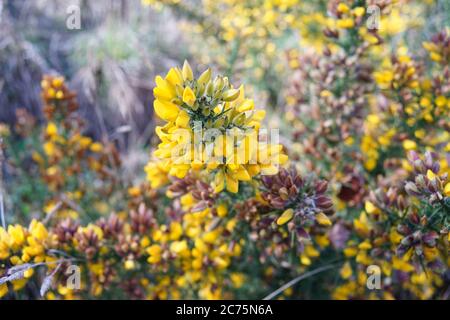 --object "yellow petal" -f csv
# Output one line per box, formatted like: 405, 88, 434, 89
364, 201, 378, 214
182, 86, 196, 107
340, 262, 353, 279
260, 164, 279, 175
237, 99, 254, 112
426, 169, 436, 180
198, 68, 211, 86
222, 89, 240, 102
233, 167, 251, 181
46, 122, 58, 136
217, 204, 228, 217
226, 174, 239, 193
214, 170, 225, 193
166, 68, 183, 86
154, 100, 179, 122
316, 212, 332, 226
176, 110, 190, 128
277, 208, 294, 225
182, 60, 194, 81
154, 75, 175, 100
277, 153, 288, 165
402, 139, 417, 151
444, 183, 450, 196
246, 164, 260, 176
253, 110, 266, 121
